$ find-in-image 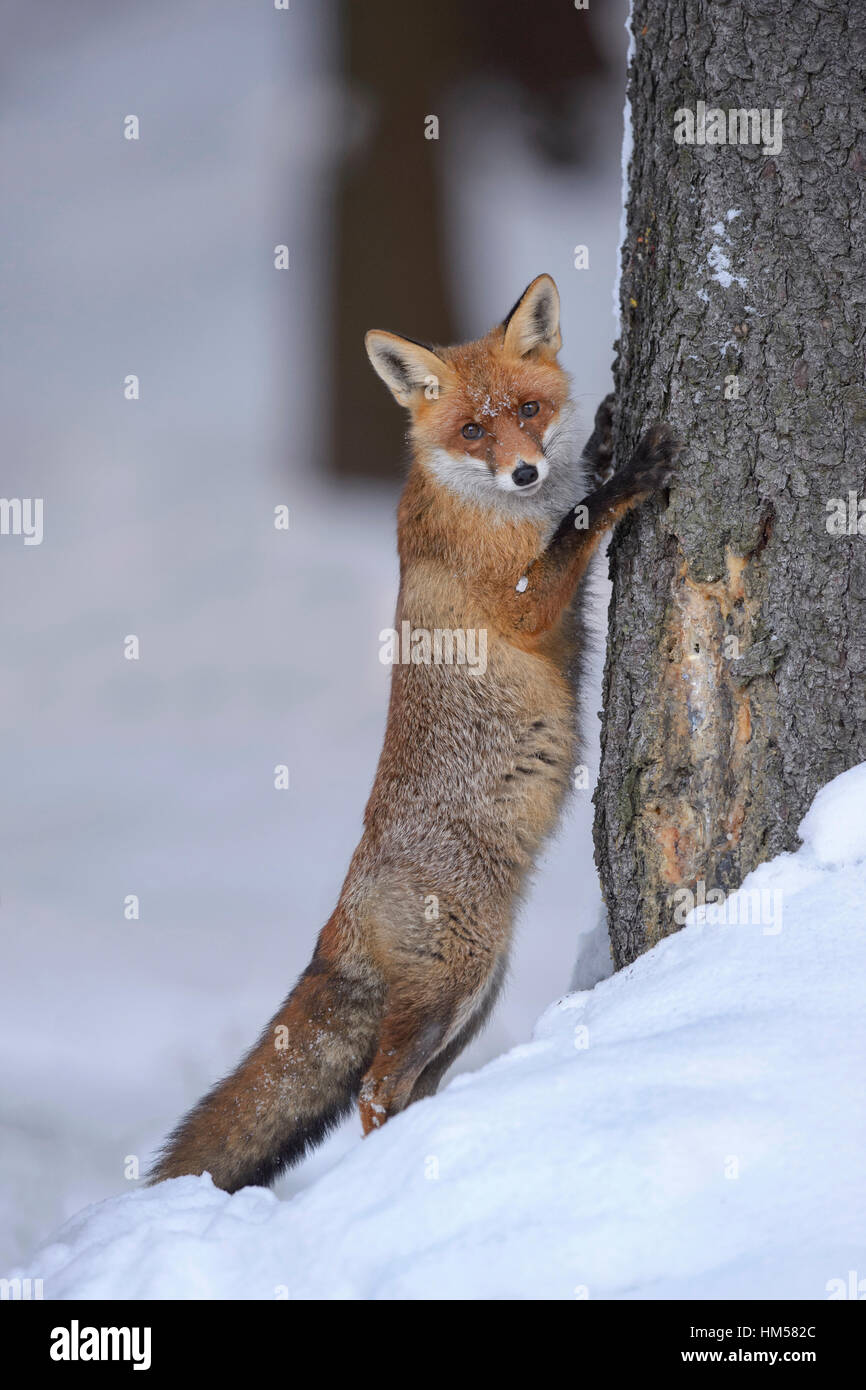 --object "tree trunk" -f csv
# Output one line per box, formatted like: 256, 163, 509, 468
595, 0, 866, 969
